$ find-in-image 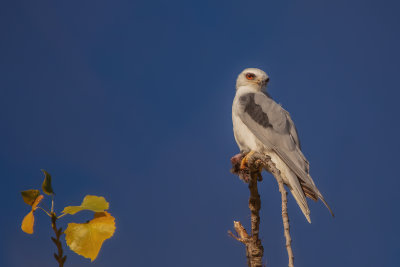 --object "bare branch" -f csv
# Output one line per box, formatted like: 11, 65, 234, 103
230, 153, 264, 267
277, 177, 294, 267
230, 151, 295, 267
